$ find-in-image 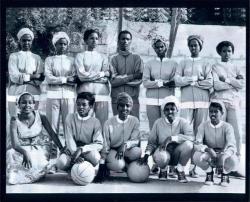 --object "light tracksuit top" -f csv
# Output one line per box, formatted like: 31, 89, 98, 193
146, 117, 194, 154
143, 57, 177, 105
211, 60, 244, 106
75, 51, 110, 102
175, 57, 213, 109
101, 115, 140, 159
8, 51, 43, 100
45, 55, 76, 99
194, 120, 236, 156
110, 53, 143, 103
65, 113, 104, 154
